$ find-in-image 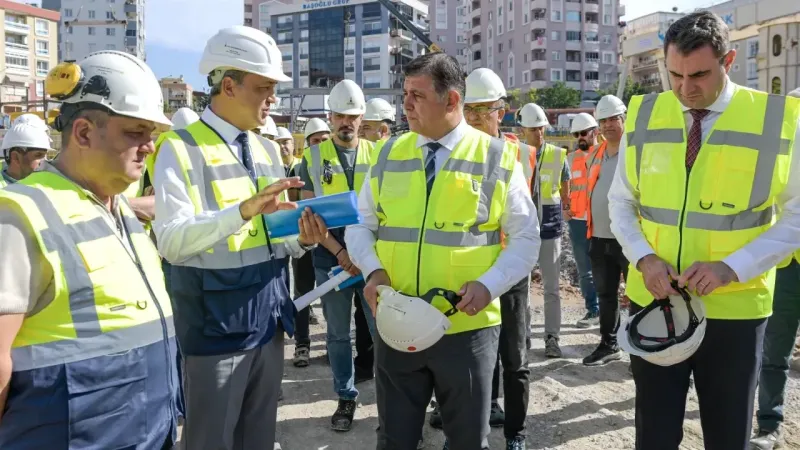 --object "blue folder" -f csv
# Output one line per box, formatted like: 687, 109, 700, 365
263, 191, 362, 238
